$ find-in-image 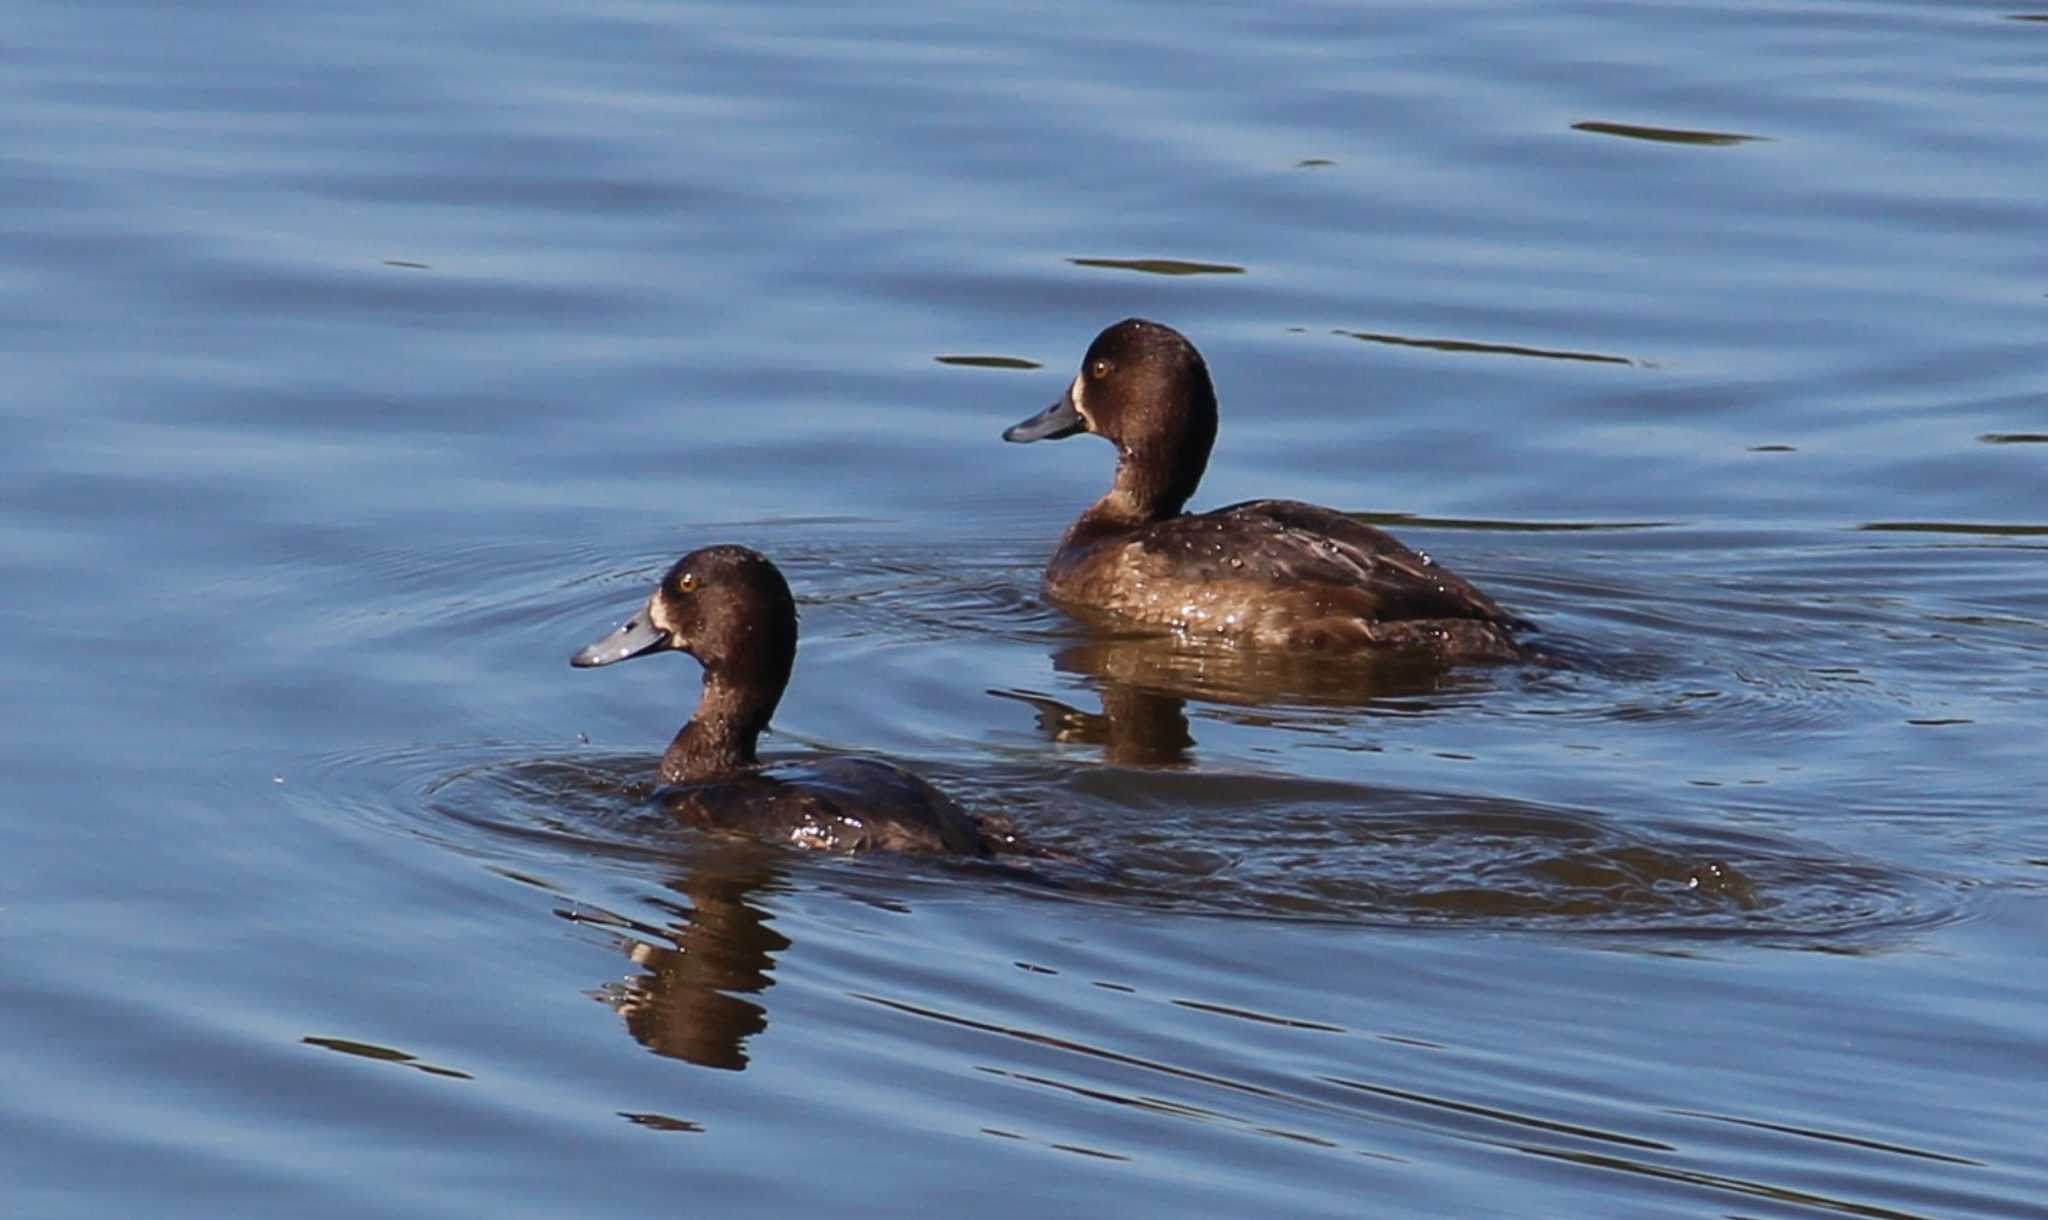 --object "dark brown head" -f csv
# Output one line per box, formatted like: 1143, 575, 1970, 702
572, 546, 799, 766
1003, 318, 1218, 521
